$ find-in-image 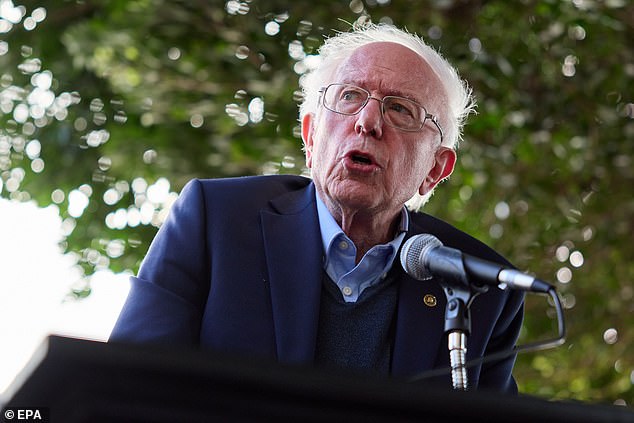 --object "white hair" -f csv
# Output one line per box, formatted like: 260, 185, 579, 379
298, 23, 476, 208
